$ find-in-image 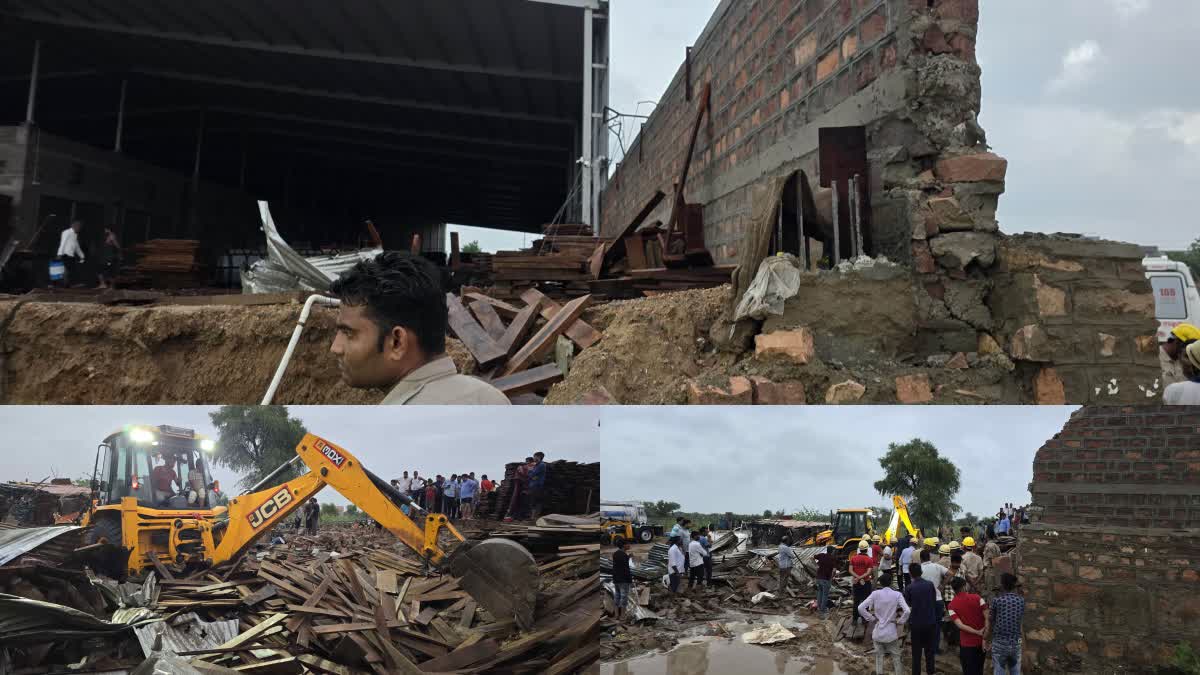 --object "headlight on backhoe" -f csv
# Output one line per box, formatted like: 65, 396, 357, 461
129, 428, 156, 444
200, 439, 216, 451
